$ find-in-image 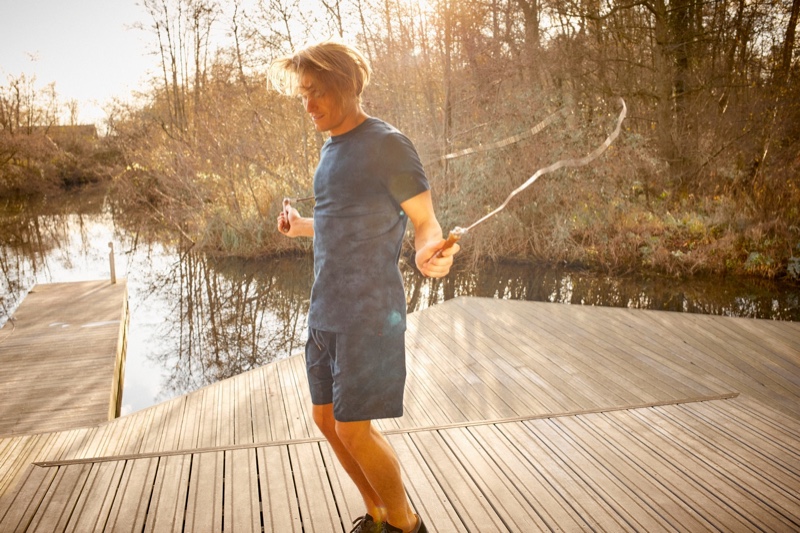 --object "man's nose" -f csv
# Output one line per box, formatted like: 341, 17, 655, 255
304, 96, 315, 113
